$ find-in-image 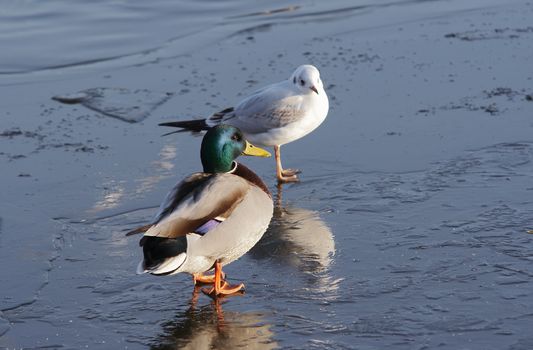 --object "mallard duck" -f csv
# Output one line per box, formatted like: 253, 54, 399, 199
159, 64, 329, 183
128, 125, 273, 297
